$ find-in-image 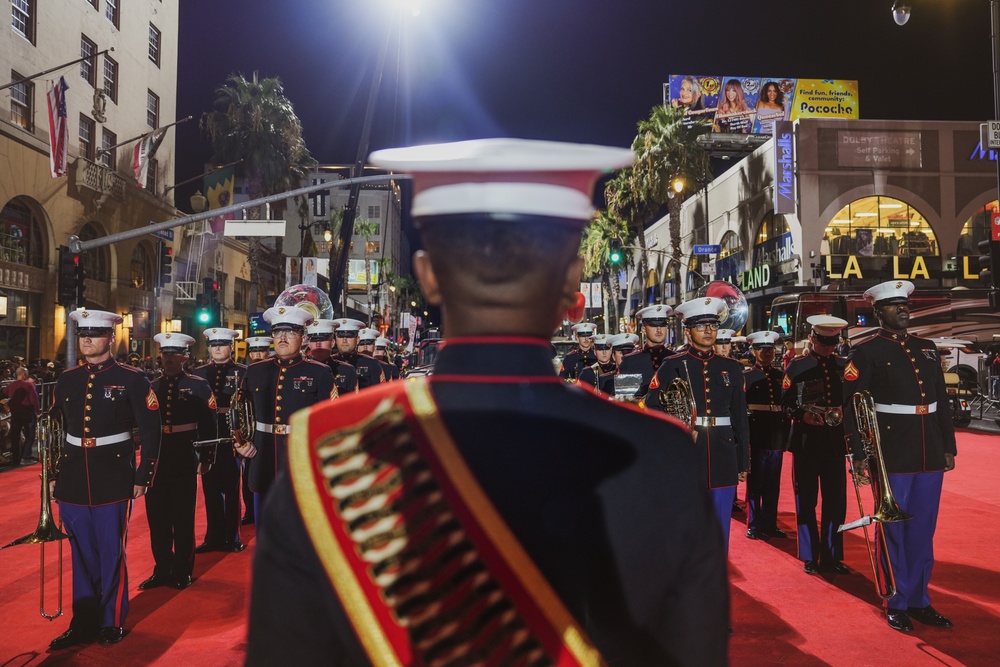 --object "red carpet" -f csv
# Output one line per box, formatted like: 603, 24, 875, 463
0, 430, 997, 666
